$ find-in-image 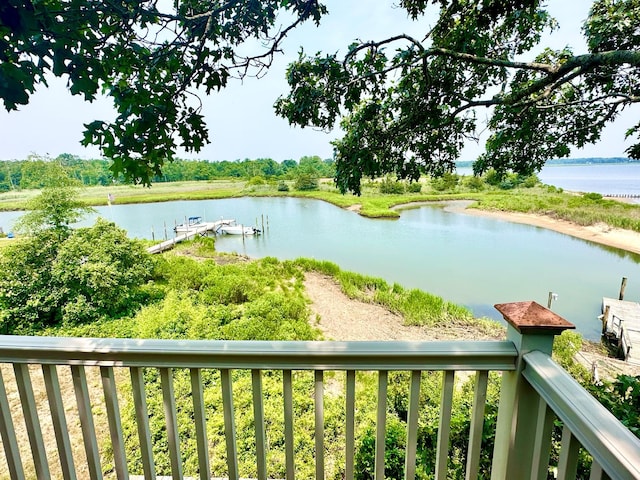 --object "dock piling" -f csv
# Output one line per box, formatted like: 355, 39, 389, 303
619, 277, 628, 300
547, 292, 558, 309
602, 305, 611, 334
